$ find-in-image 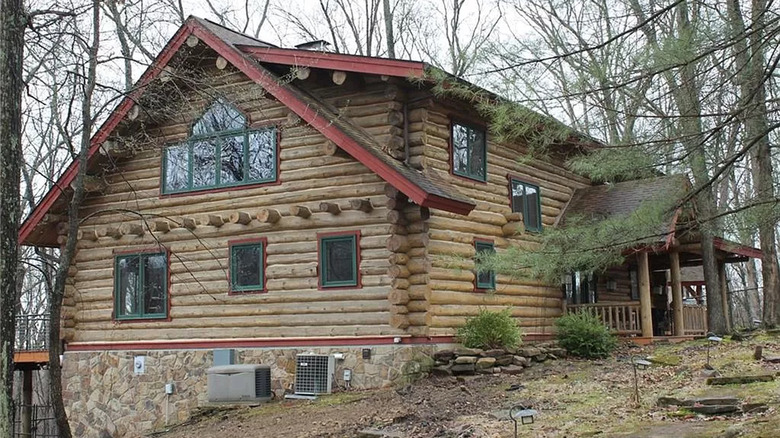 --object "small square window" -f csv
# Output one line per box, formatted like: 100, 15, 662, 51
451, 122, 486, 181
114, 251, 168, 320
319, 233, 359, 288
474, 240, 495, 290
509, 178, 542, 232
230, 240, 266, 293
